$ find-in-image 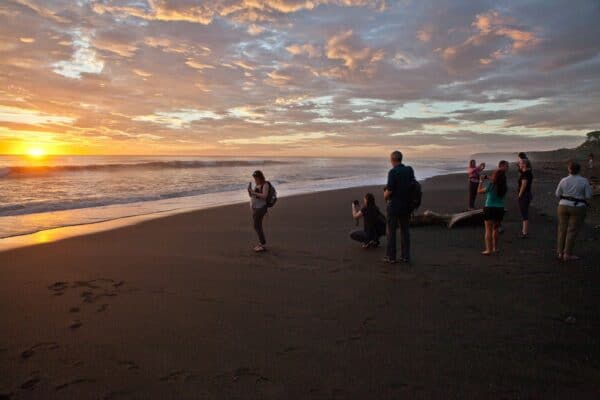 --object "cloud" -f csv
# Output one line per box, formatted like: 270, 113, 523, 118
52, 31, 104, 79
92, 0, 382, 25
92, 0, 215, 24
185, 60, 215, 70
219, 131, 337, 145
247, 24, 265, 36
325, 30, 384, 72
133, 109, 223, 129
442, 10, 540, 71
0, 105, 75, 125
132, 68, 152, 77
286, 43, 321, 58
